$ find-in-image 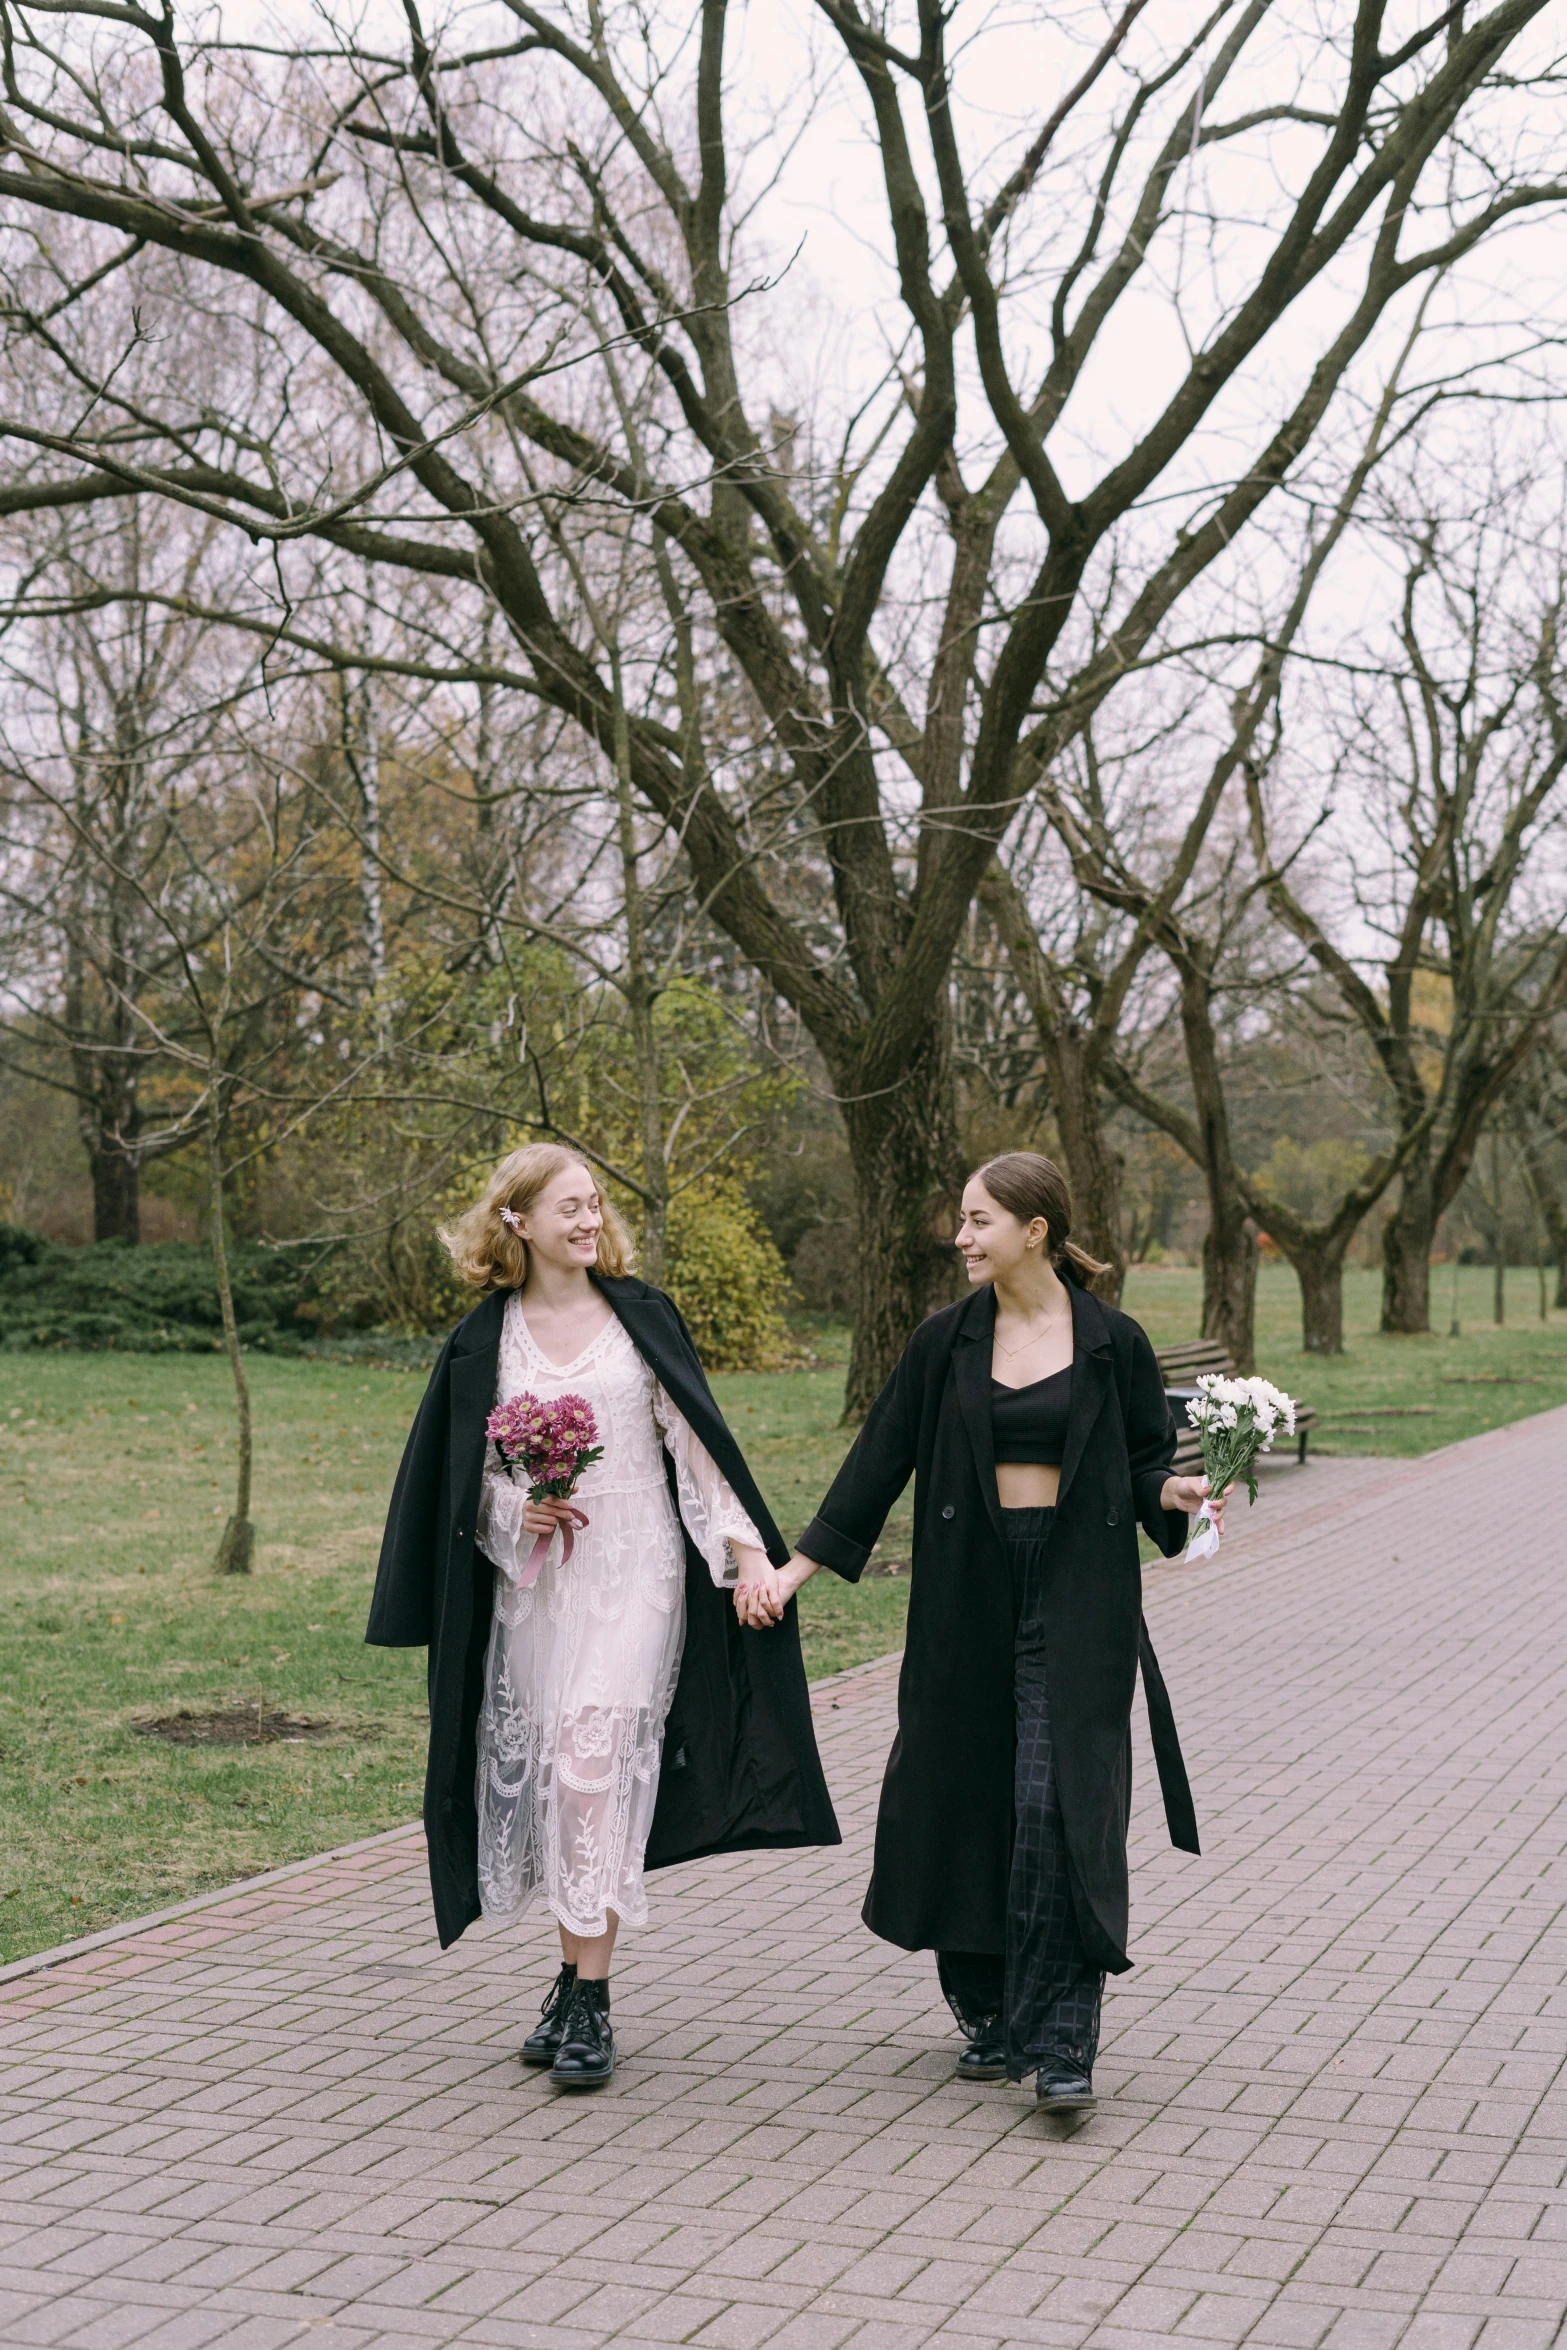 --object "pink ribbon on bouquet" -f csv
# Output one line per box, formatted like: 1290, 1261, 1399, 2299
516, 1503, 591, 1588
